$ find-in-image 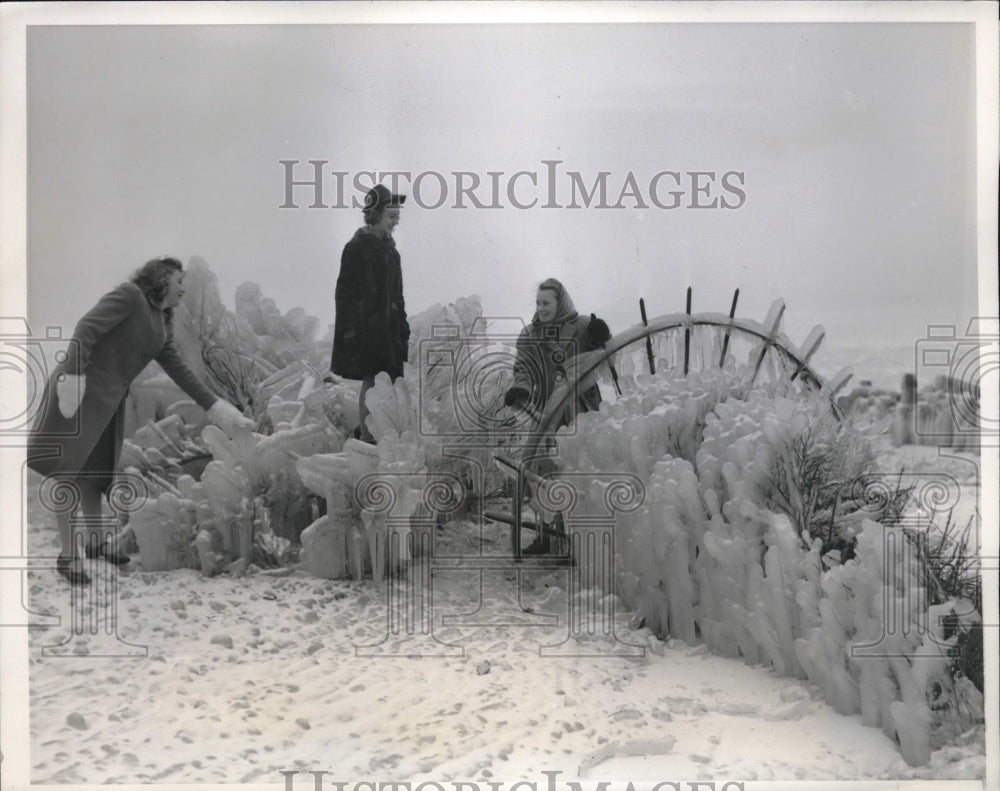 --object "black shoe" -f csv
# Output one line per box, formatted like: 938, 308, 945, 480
85, 540, 131, 566
56, 556, 91, 586
521, 537, 551, 556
